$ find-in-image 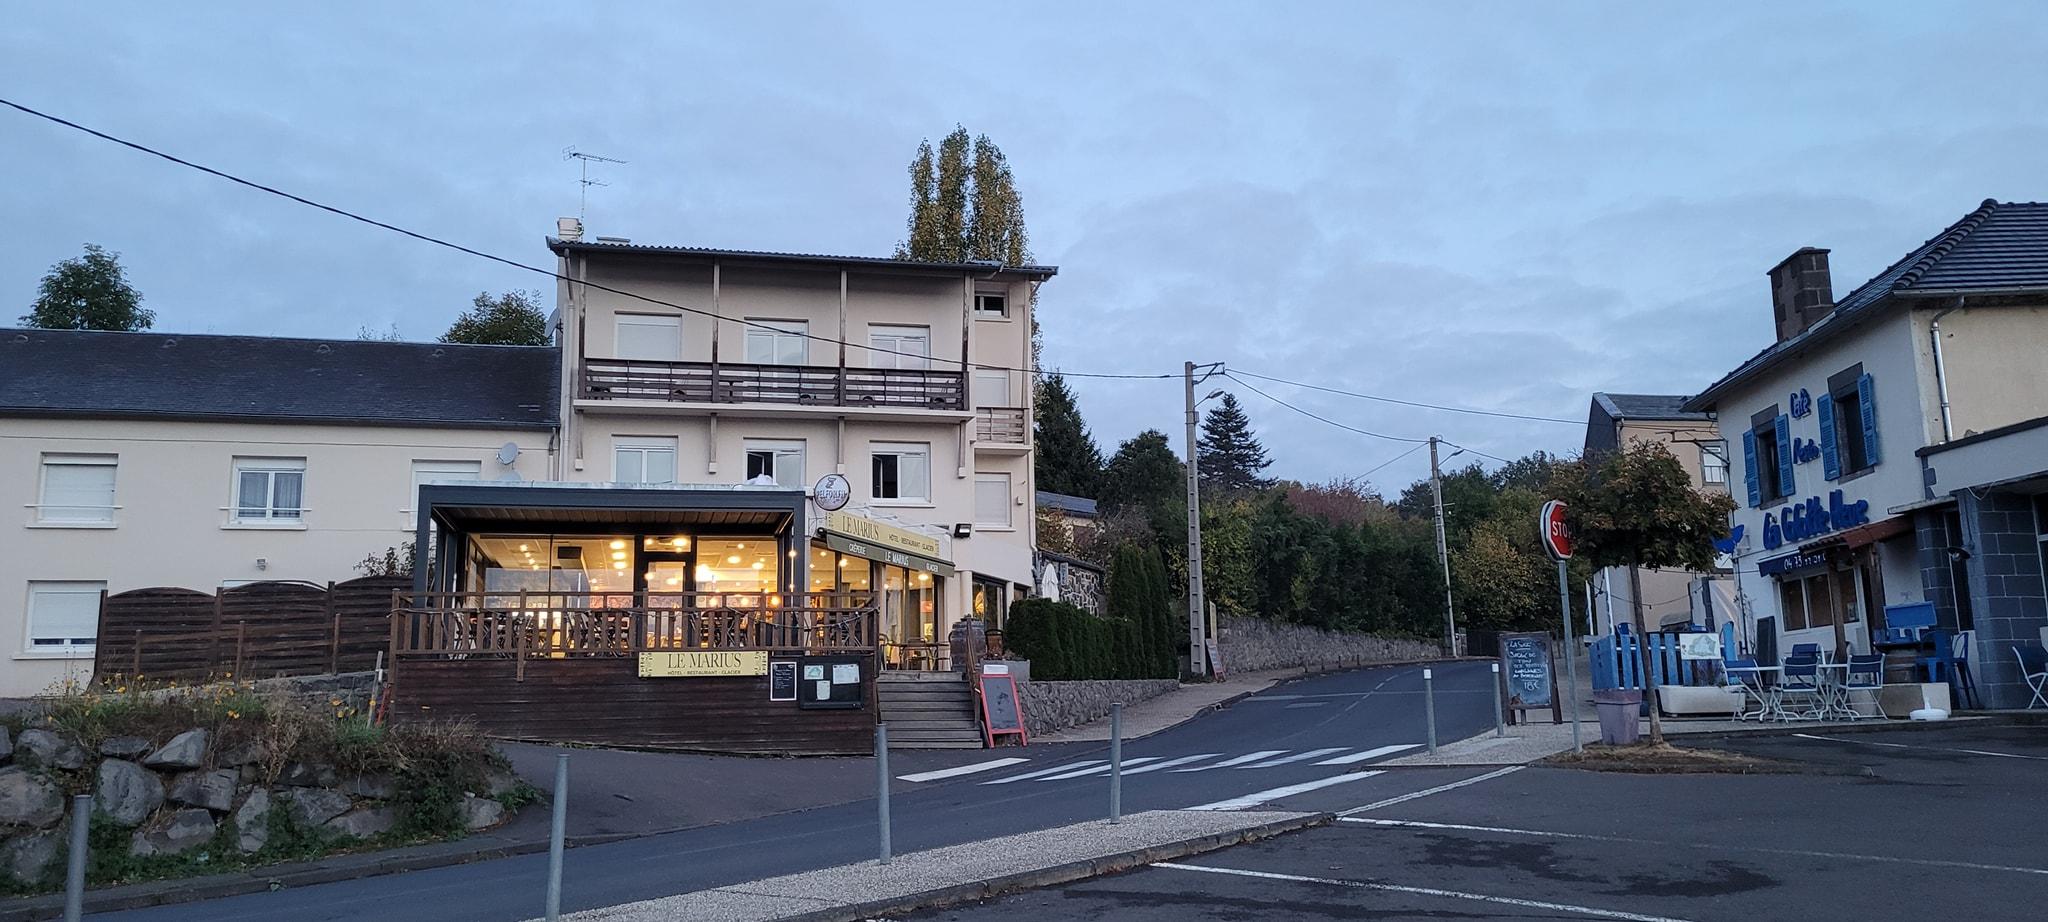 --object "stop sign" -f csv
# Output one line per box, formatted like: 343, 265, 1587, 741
1539, 500, 1571, 560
